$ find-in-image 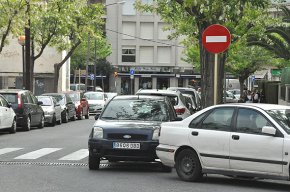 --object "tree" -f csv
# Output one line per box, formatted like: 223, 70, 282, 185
136, 0, 270, 107
0, 0, 26, 54
50, 1, 110, 92
247, 5, 290, 61
13, 0, 110, 92
226, 42, 276, 100
71, 34, 112, 73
